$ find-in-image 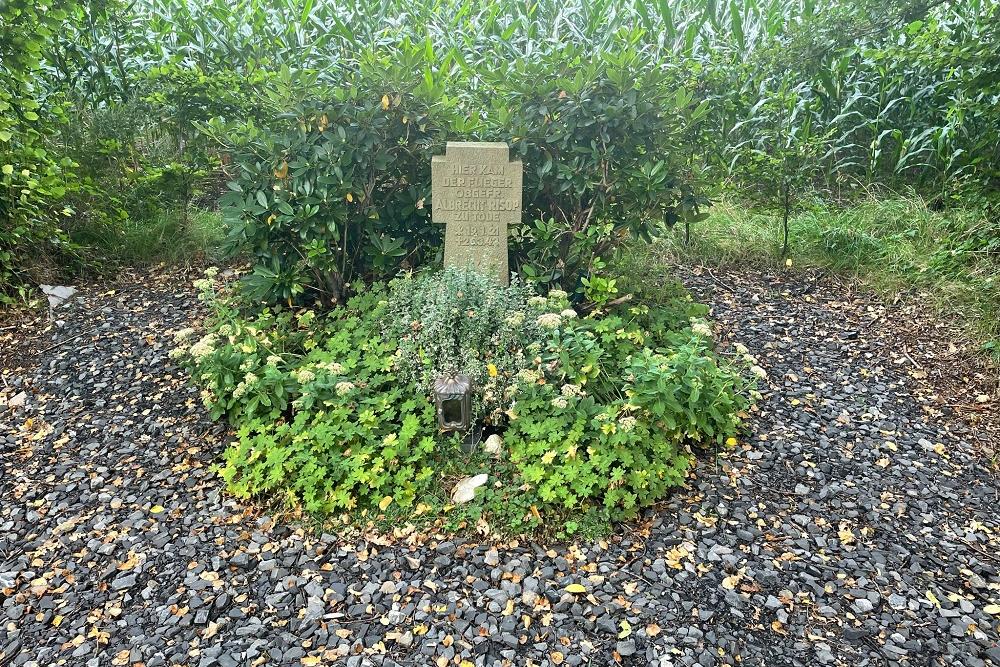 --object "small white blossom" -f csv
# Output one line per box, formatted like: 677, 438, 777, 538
619, 416, 637, 432
232, 382, 248, 399
505, 311, 526, 327
192, 278, 212, 291
689, 317, 713, 338
560, 308, 578, 319
335, 381, 356, 396
173, 327, 195, 344
218, 324, 233, 337
527, 296, 548, 308
189, 334, 217, 359
550, 397, 568, 409
517, 369, 542, 384
536, 313, 562, 329
244, 372, 259, 386
547, 289, 568, 300
168, 348, 186, 360
561, 383, 584, 397
321, 361, 345, 374
750, 365, 768, 379
733, 343, 749, 355
266, 355, 282, 366
294, 368, 316, 384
